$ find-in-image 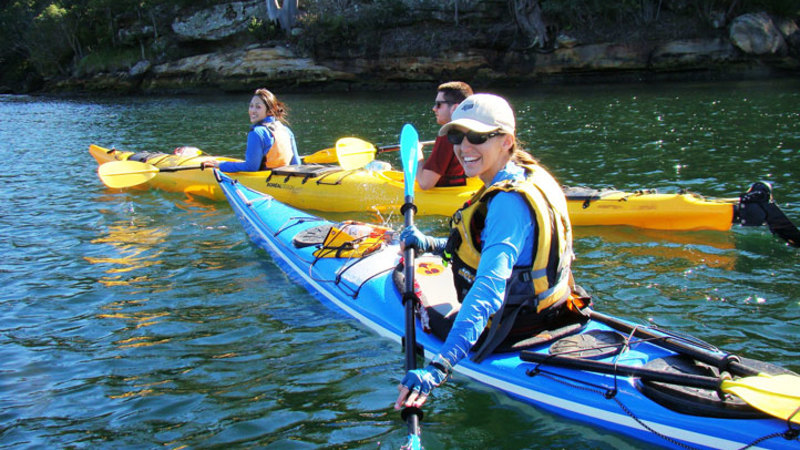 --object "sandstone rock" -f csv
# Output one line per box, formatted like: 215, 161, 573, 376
775, 18, 800, 54
556, 33, 578, 49
651, 38, 738, 68
353, 51, 487, 81
147, 46, 353, 90
172, 1, 265, 42
48, 4, 800, 94
537, 44, 650, 73
129, 60, 151, 77
775, 17, 799, 39
729, 13, 786, 55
